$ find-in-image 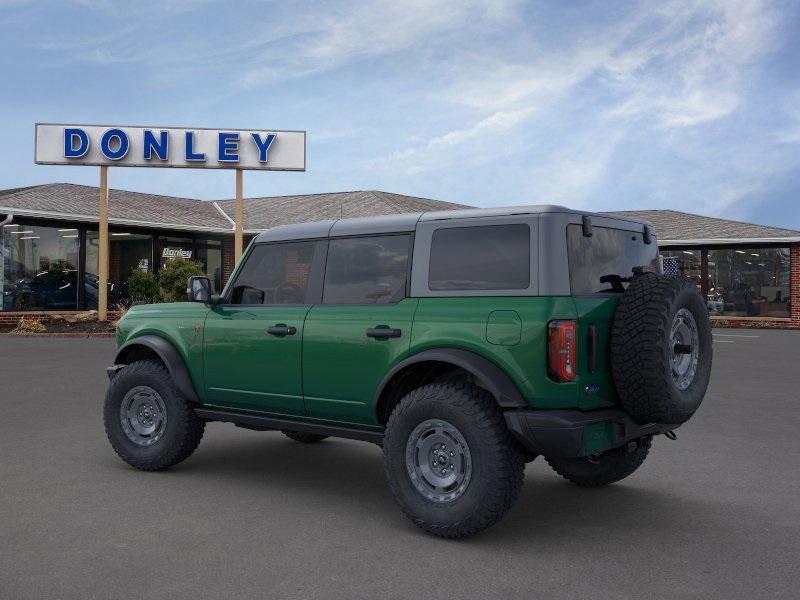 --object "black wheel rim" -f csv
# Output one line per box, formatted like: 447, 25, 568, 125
670, 308, 700, 390
405, 419, 472, 503
119, 385, 167, 447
